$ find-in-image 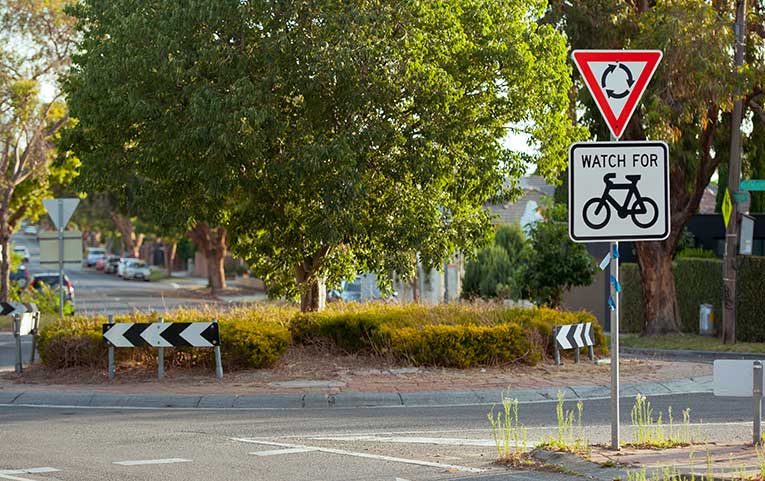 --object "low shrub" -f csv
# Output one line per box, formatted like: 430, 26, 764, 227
38, 307, 292, 370
293, 303, 606, 367
38, 302, 605, 370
